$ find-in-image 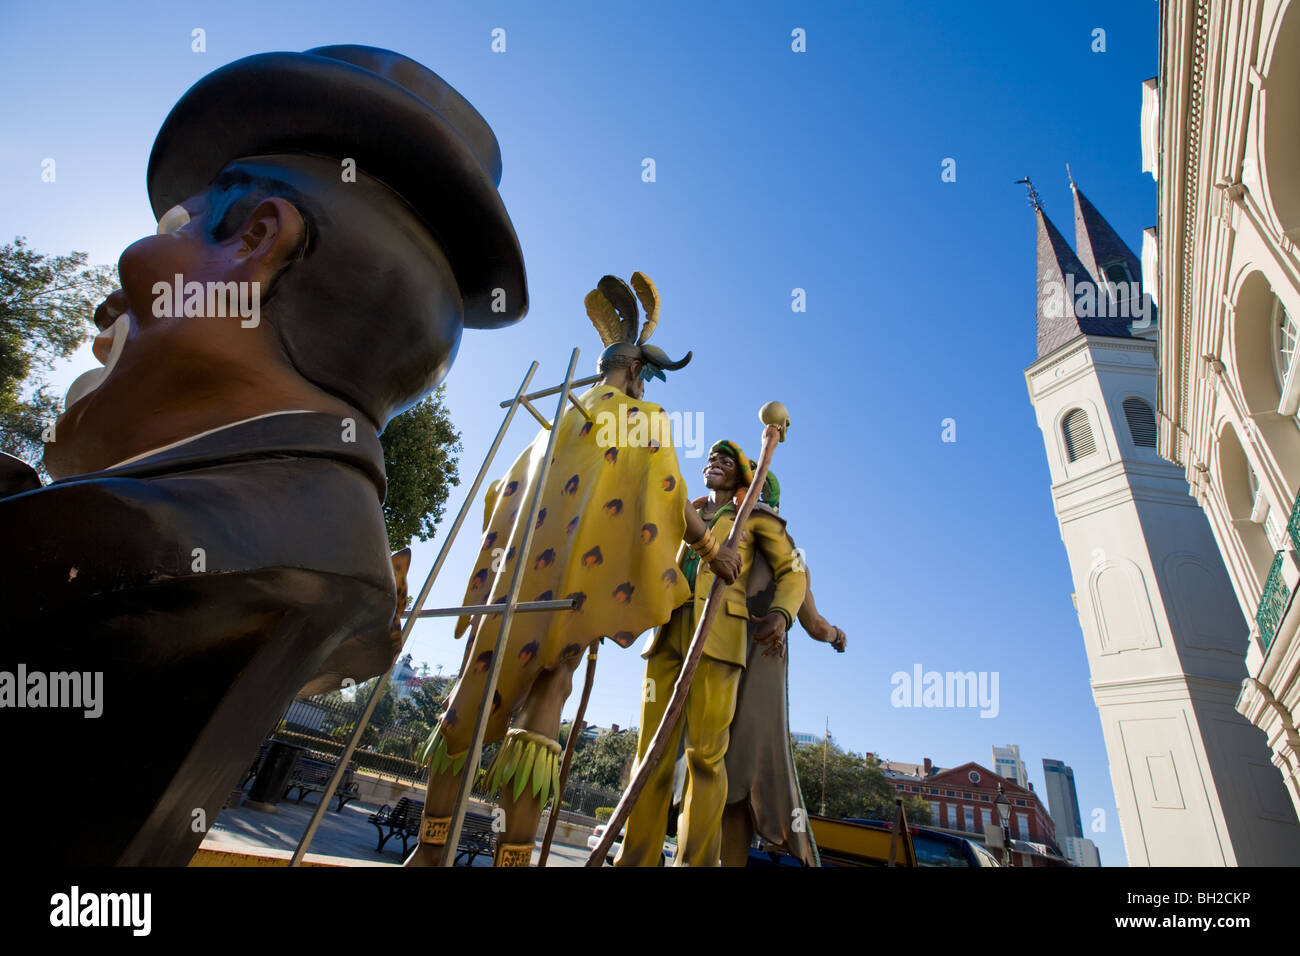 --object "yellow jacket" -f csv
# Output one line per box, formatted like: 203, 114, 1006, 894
644, 502, 807, 668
